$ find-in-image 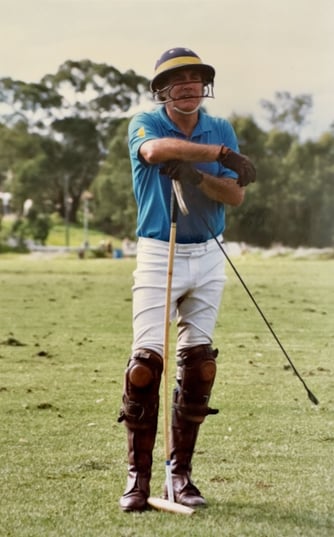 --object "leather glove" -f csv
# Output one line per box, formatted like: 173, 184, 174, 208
160, 160, 203, 186
217, 145, 256, 187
